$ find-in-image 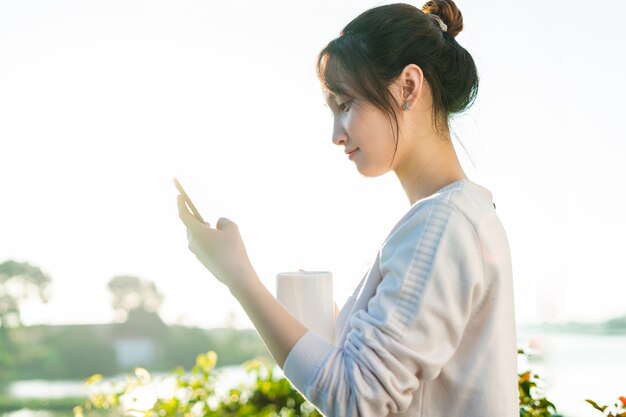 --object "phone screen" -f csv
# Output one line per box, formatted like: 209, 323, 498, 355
173, 177, 206, 224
